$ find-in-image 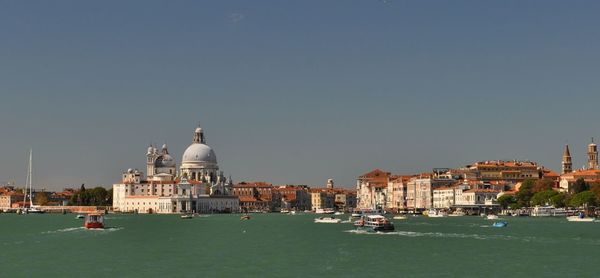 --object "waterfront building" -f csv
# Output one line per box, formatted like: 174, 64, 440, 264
310, 188, 335, 211
387, 175, 412, 212
0, 191, 24, 209
112, 125, 239, 214
455, 189, 500, 206
432, 186, 456, 209
356, 169, 391, 210
233, 182, 277, 212
559, 169, 600, 192
463, 160, 542, 183
406, 173, 456, 211
273, 185, 311, 211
